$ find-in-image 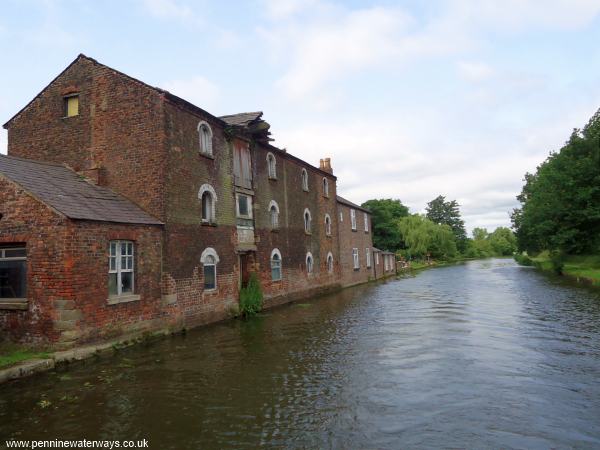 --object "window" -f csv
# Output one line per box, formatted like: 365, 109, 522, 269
233, 142, 252, 188
271, 249, 282, 281
304, 208, 312, 234
267, 153, 277, 179
64, 94, 79, 117
236, 193, 253, 228
327, 252, 334, 274
324, 214, 332, 236
352, 248, 359, 269
366, 248, 371, 268
340, 211, 343, 222
350, 209, 357, 230
109, 241, 134, 297
238, 195, 250, 216
375, 252, 380, 265
198, 121, 213, 156
301, 168, 309, 191
198, 184, 217, 223
364, 213, 369, 232
306, 252, 314, 274
0, 246, 27, 299
201, 248, 220, 290
323, 178, 329, 197
384, 255, 389, 271
269, 200, 279, 229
